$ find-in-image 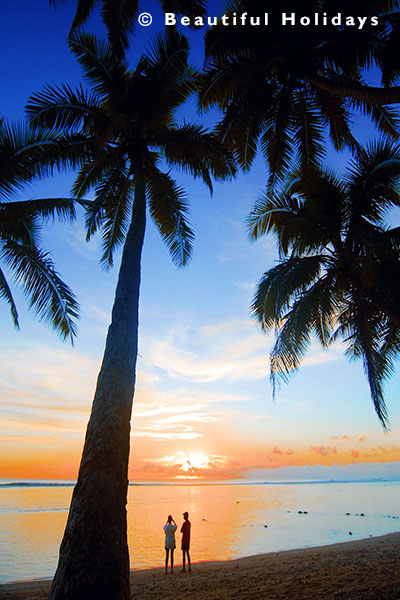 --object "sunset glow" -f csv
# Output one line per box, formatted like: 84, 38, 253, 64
1, 327, 400, 482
